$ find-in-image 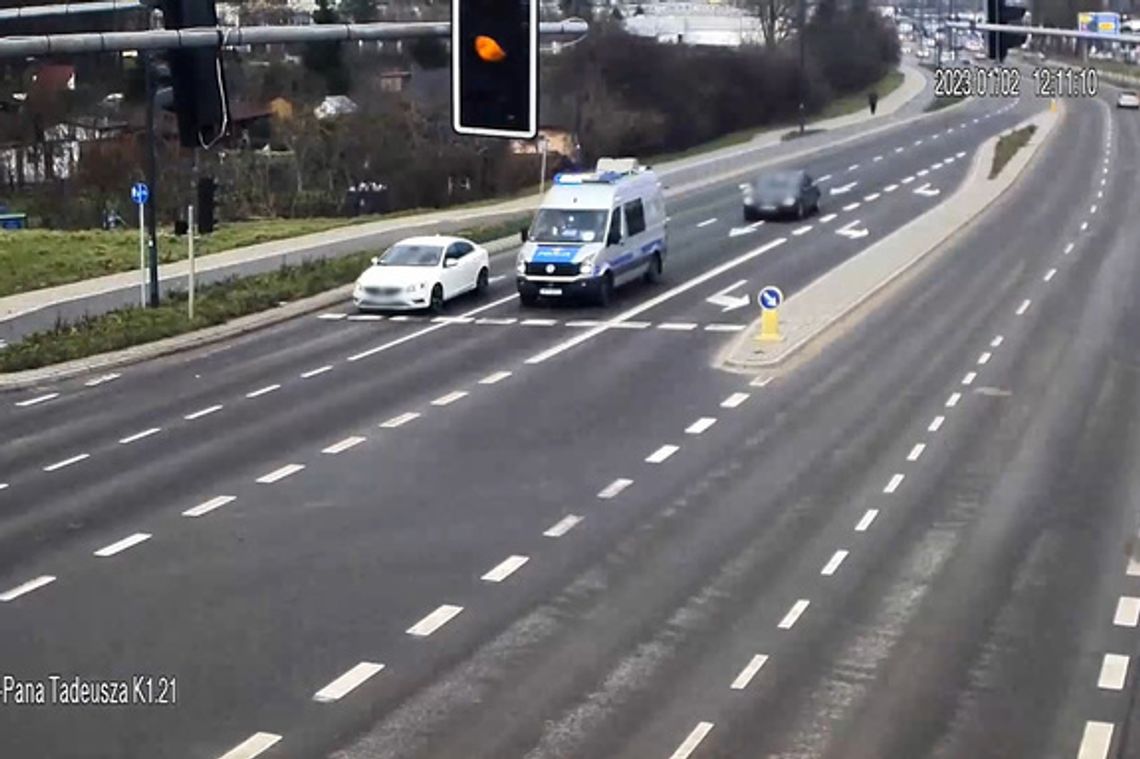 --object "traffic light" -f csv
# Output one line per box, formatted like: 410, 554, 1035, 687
452, 0, 538, 138
986, 0, 1028, 62
157, 0, 230, 148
